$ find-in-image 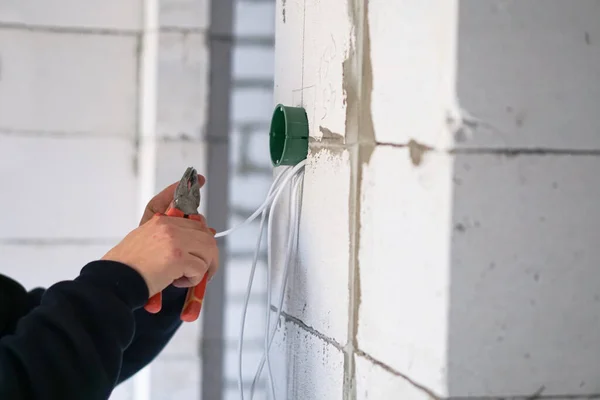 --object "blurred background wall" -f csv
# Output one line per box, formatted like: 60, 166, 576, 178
0, 0, 274, 399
